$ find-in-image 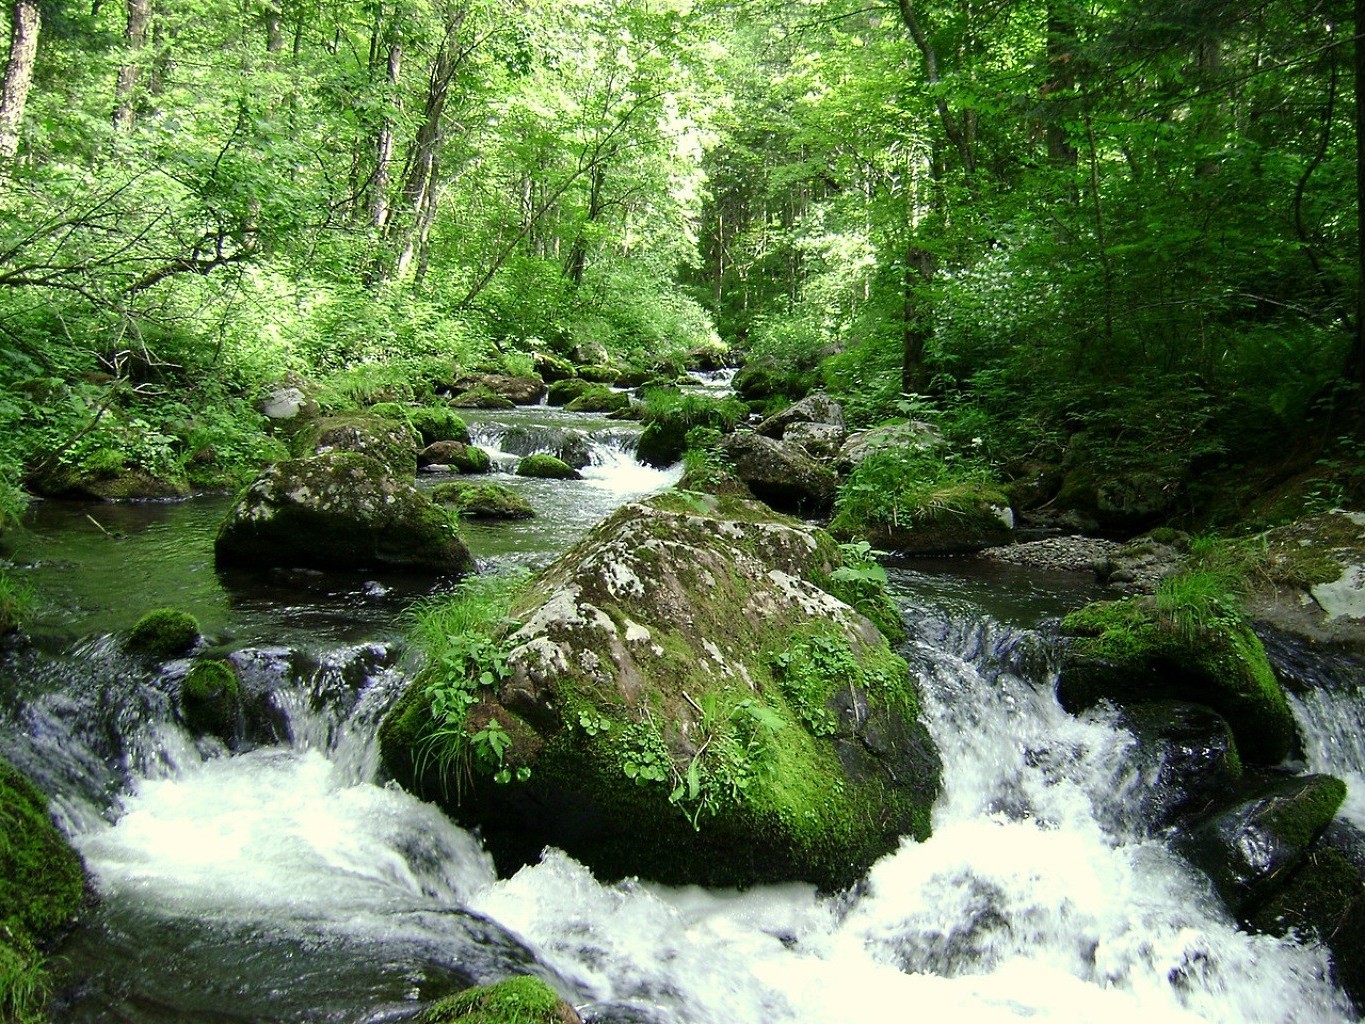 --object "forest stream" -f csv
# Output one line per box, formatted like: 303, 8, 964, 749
1, 405, 1362, 1024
